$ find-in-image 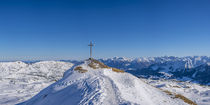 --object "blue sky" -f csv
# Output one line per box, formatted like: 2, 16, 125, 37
0, 0, 210, 60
